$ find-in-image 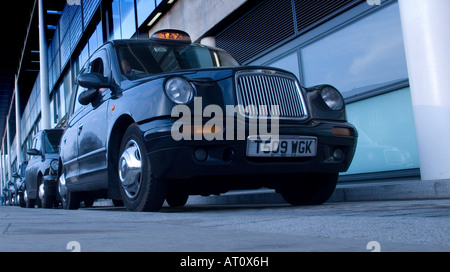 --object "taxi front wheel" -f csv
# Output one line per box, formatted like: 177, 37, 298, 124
278, 173, 338, 206
118, 124, 166, 212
